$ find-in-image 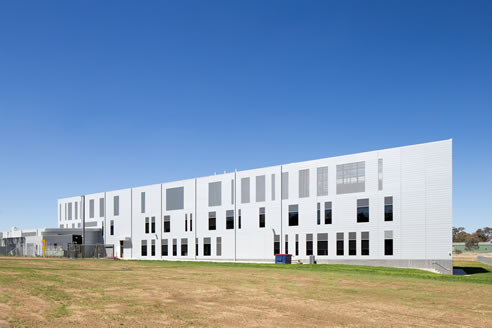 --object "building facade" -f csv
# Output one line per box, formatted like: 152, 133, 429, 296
57, 139, 453, 272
